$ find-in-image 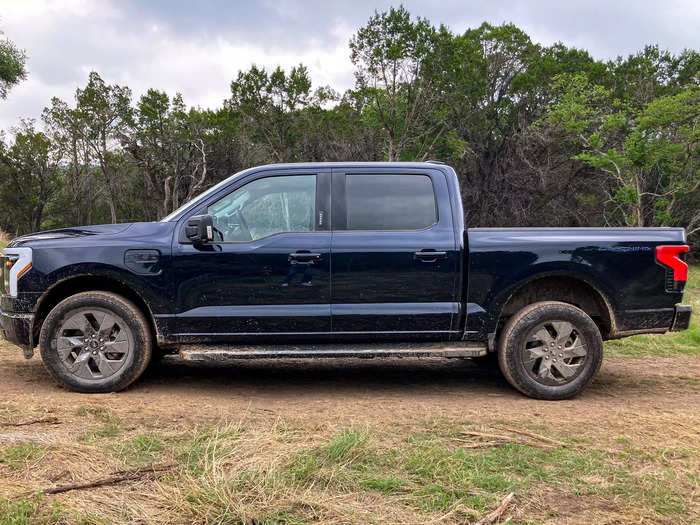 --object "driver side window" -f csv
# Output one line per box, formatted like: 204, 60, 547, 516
207, 175, 317, 242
